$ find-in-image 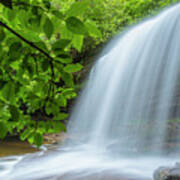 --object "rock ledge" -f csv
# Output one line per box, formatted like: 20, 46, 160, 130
154, 163, 180, 180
